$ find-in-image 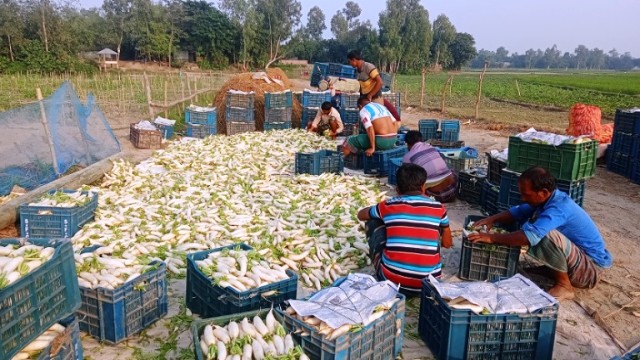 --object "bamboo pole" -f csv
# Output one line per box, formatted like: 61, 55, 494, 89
36, 88, 60, 176
420, 68, 426, 108
194, 77, 199, 103
441, 75, 453, 113
516, 79, 521, 96
474, 62, 488, 120
143, 72, 154, 118
186, 73, 192, 104
164, 80, 168, 118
